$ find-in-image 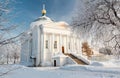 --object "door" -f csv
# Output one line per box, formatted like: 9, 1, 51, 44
62, 46, 64, 54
